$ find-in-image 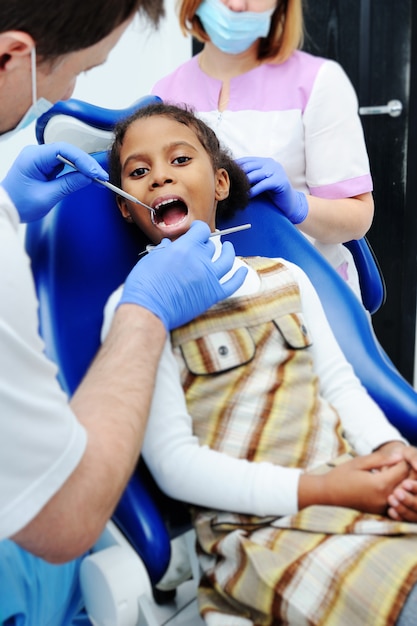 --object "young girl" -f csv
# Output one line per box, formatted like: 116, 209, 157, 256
103, 103, 417, 625
151, 0, 374, 301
